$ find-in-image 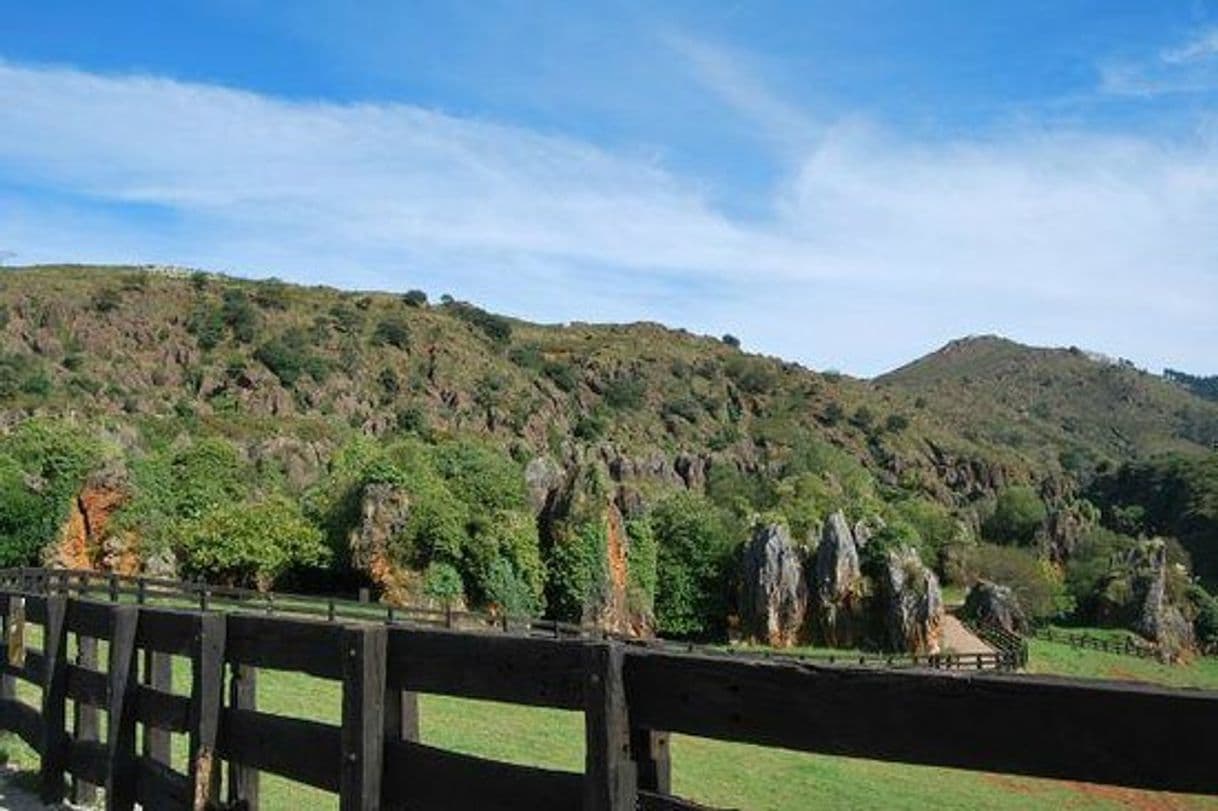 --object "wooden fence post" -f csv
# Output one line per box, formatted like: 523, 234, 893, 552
105, 605, 139, 811
143, 650, 173, 764
38, 595, 68, 804
583, 642, 636, 811
228, 662, 260, 810
630, 727, 671, 795
0, 595, 13, 704
71, 633, 100, 804
190, 613, 226, 810
340, 625, 388, 811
